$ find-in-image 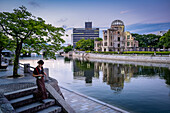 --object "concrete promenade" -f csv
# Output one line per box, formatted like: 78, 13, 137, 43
70, 52, 170, 64
0, 65, 128, 113
61, 87, 127, 113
